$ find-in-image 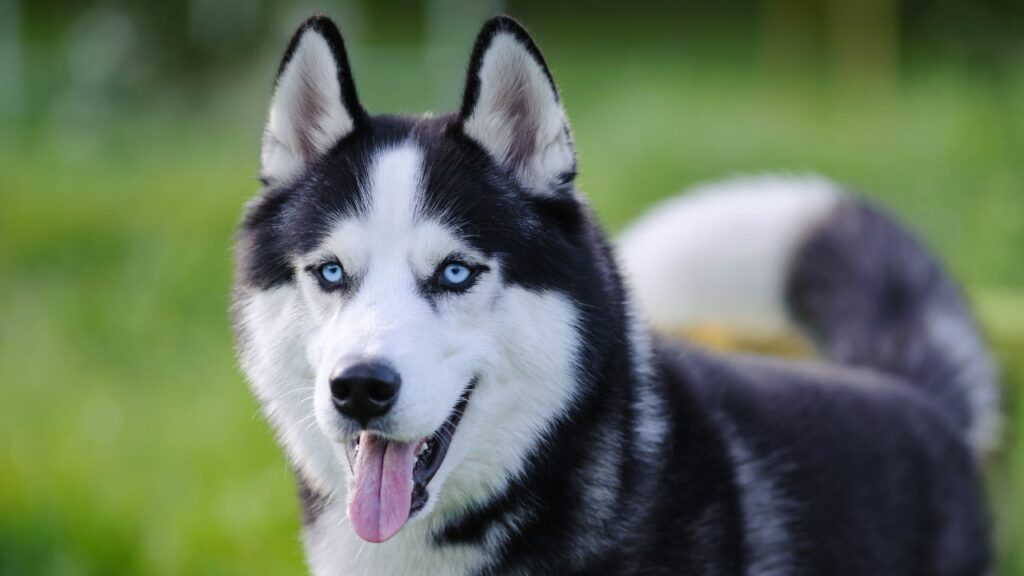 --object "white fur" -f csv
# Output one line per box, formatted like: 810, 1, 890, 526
304, 502, 489, 576
432, 288, 581, 514
236, 286, 347, 498
925, 304, 1001, 453
463, 32, 574, 194
261, 28, 354, 184
625, 303, 667, 461
617, 175, 842, 338
717, 415, 793, 576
